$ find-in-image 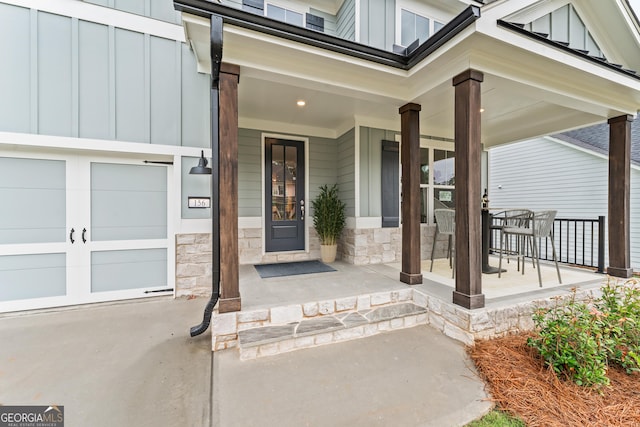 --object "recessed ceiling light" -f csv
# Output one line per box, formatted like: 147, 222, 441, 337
480, 108, 485, 113
297, 100, 306, 107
